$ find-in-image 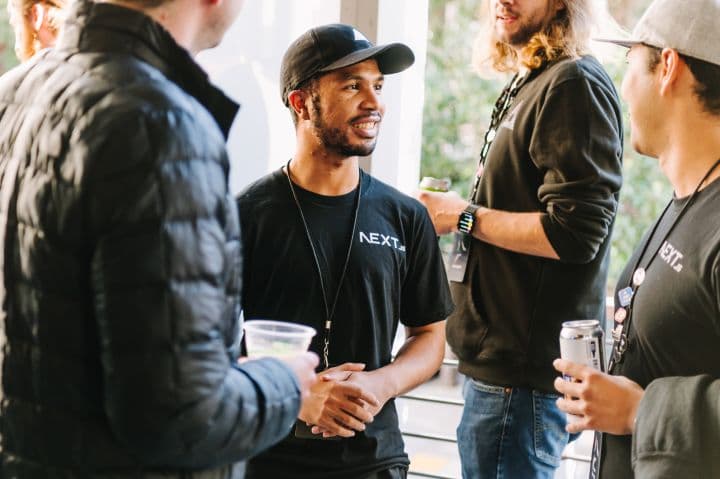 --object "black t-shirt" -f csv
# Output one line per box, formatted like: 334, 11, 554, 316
237, 168, 454, 479
293, 181, 357, 307
600, 177, 720, 478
